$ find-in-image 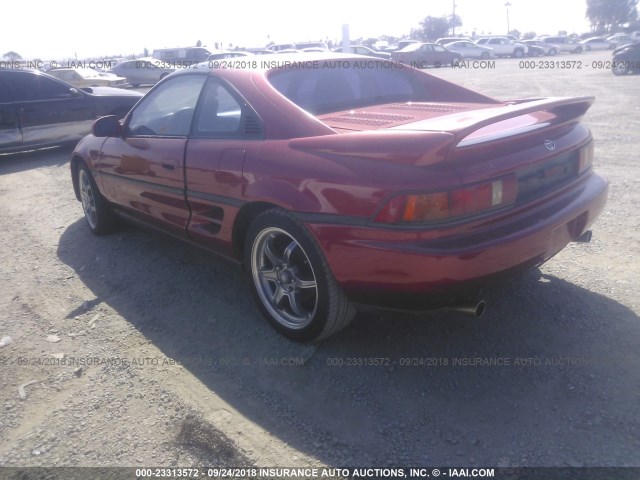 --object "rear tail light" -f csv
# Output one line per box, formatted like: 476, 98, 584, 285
374, 174, 518, 225
578, 141, 593, 174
